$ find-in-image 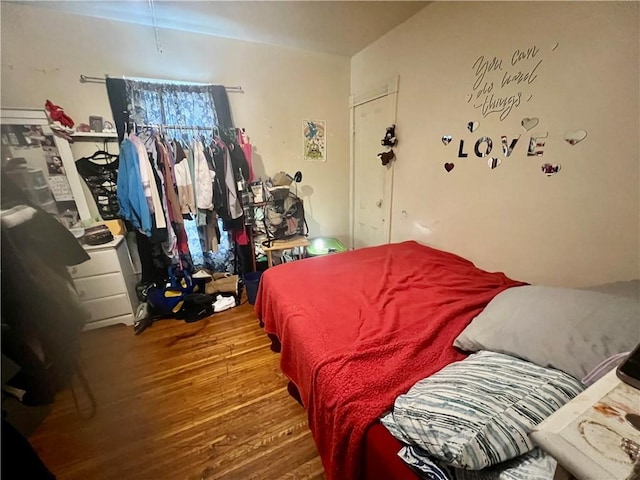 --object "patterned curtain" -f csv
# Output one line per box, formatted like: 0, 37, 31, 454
124, 79, 235, 272
125, 81, 218, 137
